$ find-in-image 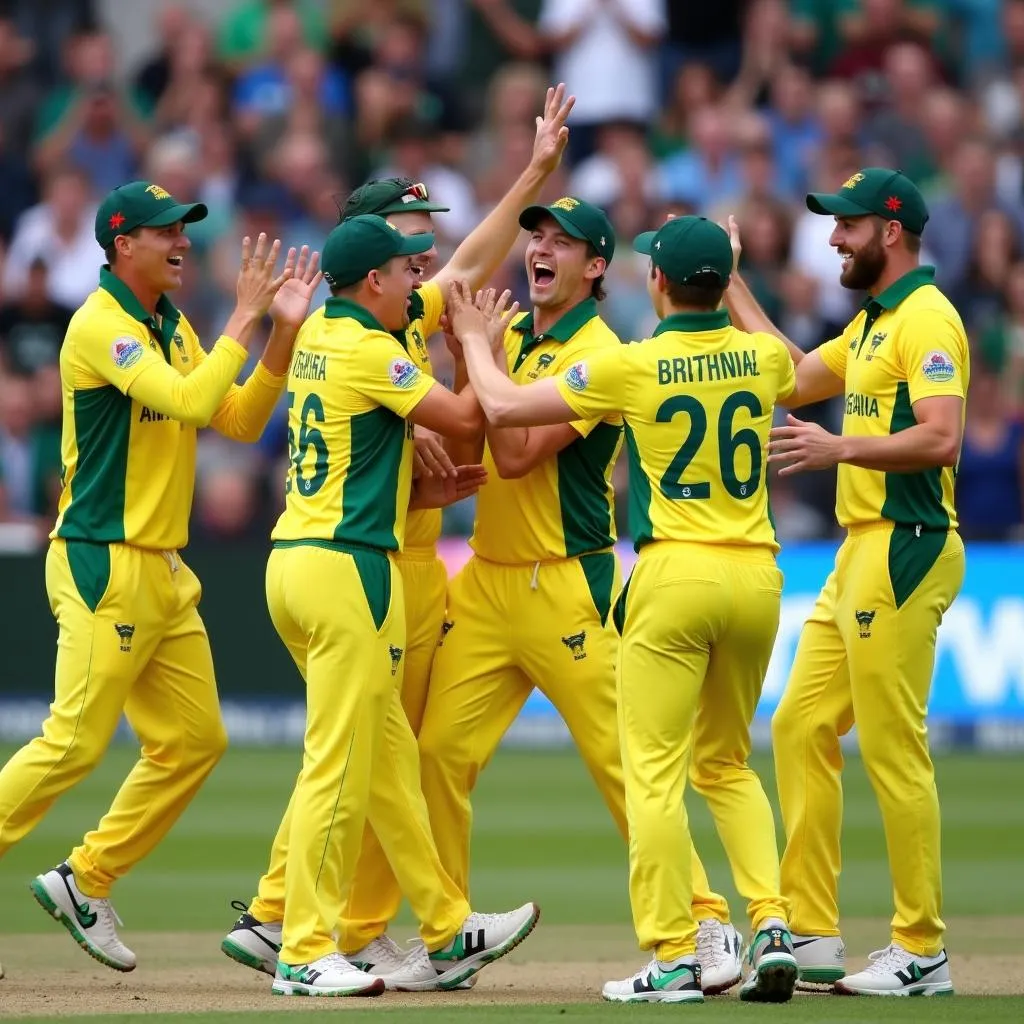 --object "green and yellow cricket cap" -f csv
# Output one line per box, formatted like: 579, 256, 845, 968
633, 216, 733, 285
519, 196, 616, 264
95, 181, 207, 248
341, 177, 450, 220
321, 214, 435, 289
806, 167, 929, 234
